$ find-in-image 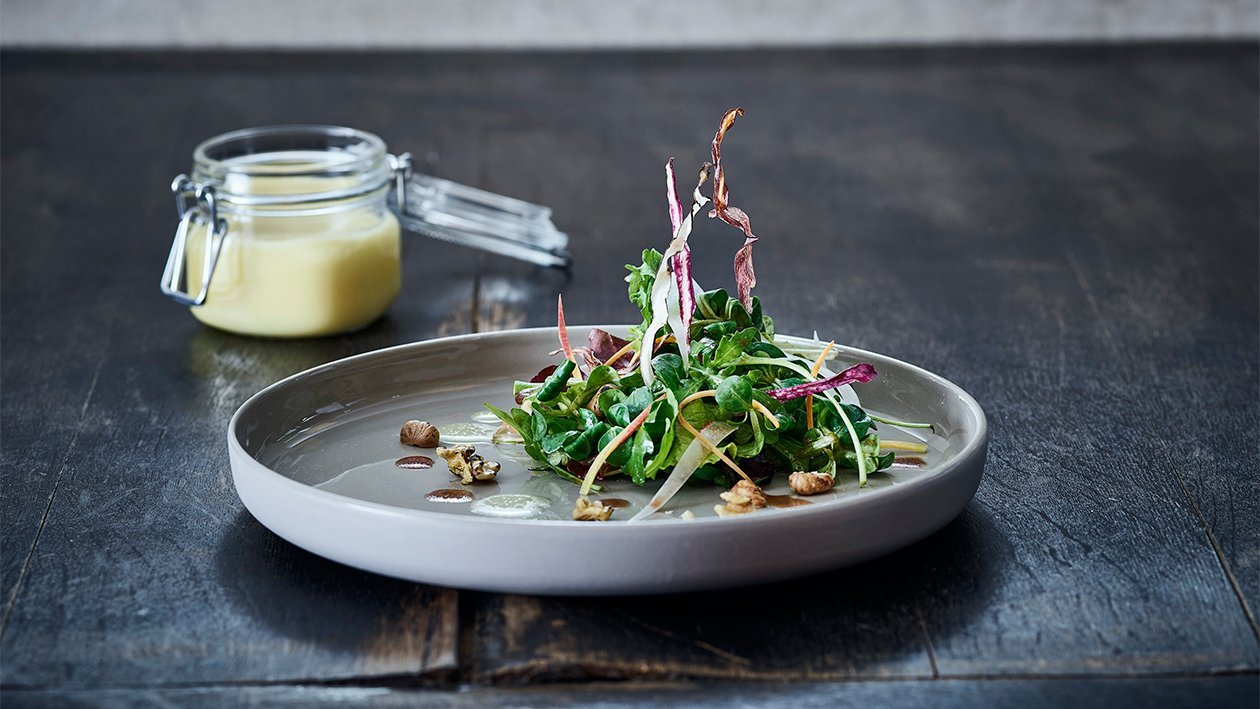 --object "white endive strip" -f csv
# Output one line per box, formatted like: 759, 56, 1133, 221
629, 421, 737, 522
639, 180, 709, 386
